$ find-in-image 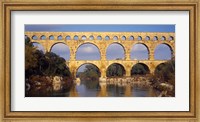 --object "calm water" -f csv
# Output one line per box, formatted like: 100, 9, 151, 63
68, 84, 158, 97
51, 79, 159, 97
26, 78, 161, 97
